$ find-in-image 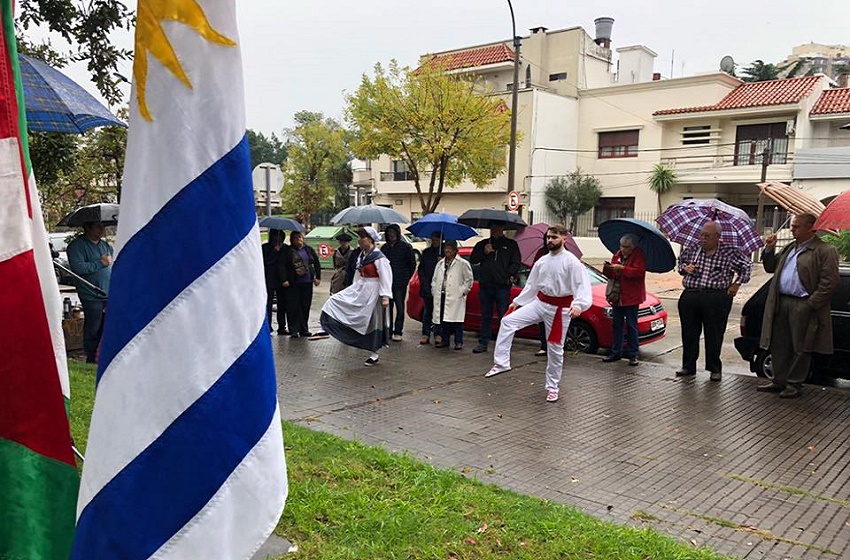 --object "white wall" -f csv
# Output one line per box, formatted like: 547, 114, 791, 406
527, 90, 580, 217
